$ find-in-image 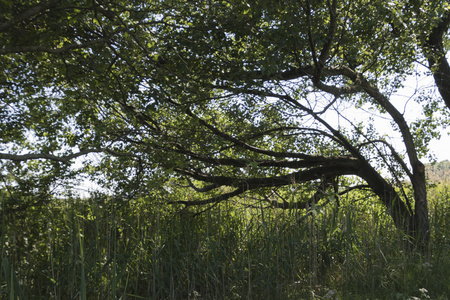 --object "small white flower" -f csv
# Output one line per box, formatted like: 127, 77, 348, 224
419, 288, 430, 298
